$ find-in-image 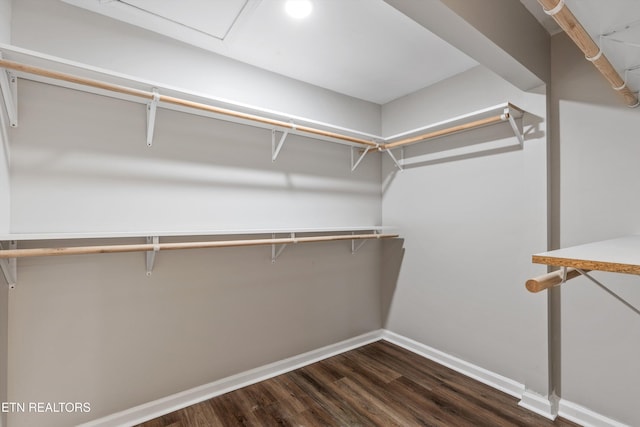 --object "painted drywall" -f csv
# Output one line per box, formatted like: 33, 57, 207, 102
550, 33, 640, 426
0, 87, 9, 236
385, 0, 549, 90
0, 128, 7, 427
4, 1, 382, 425
9, 238, 382, 427
438, 0, 550, 84
381, 66, 549, 396
9, 81, 380, 233
0, 0, 10, 417
0, 283, 6, 427
0, 0, 10, 235
10, 0, 380, 135
0, 0, 9, 44
6, 79, 382, 427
